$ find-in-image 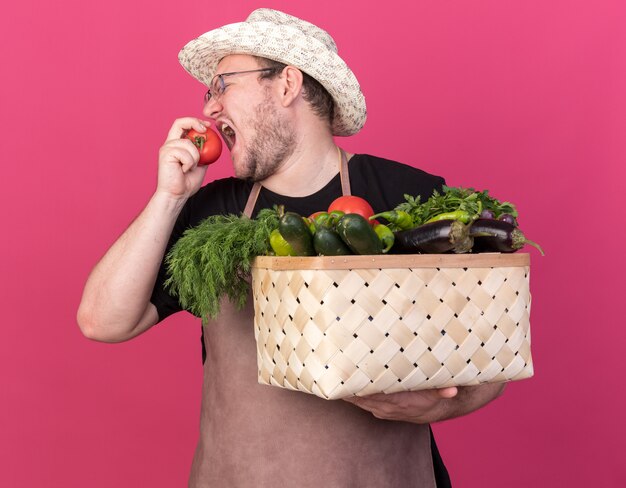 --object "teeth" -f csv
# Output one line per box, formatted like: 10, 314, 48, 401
221, 123, 234, 136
